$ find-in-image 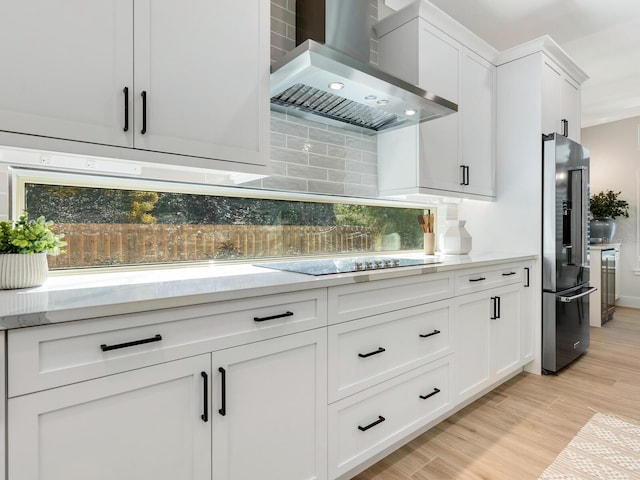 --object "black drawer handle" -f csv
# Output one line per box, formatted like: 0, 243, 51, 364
253, 311, 294, 322
358, 415, 386, 432
469, 277, 486, 282
524, 267, 530, 287
218, 367, 226, 416
420, 388, 441, 400
100, 334, 162, 352
502, 272, 516, 276
419, 330, 441, 339
358, 347, 386, 358
201, 372, 208, 423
